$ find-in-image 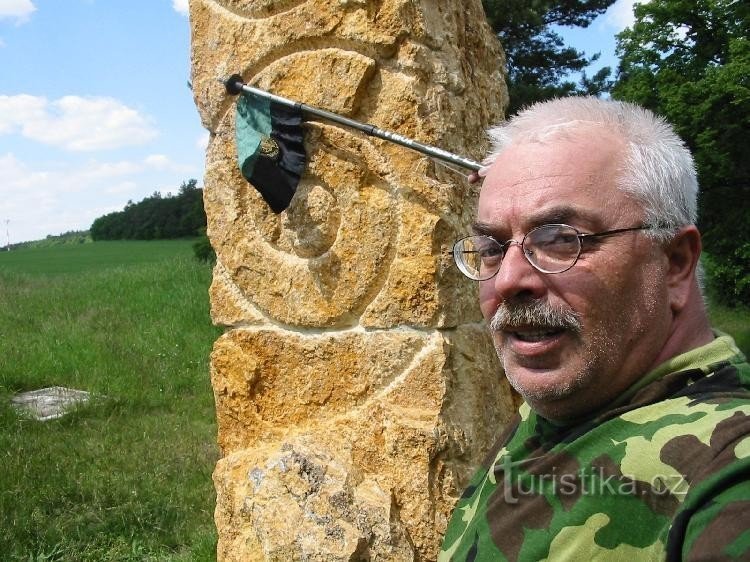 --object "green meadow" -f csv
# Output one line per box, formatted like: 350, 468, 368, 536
708, 300, 750, 359
0, 241, 747, 561
0, 241, 222, 561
